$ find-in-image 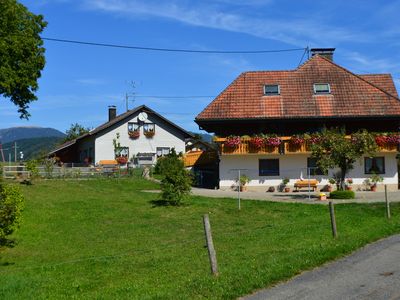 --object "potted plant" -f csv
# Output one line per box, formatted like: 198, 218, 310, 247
345, 178, 353, 190
239, 175, 250, 191
249, 135, 264, 149
282, 177, 290, 192
326, 178, 336, 192
370, 173, 383, 192
116, 156, 128, 165
225, 135, 241, 148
